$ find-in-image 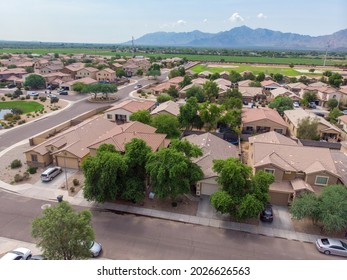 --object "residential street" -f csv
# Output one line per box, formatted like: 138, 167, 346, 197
0, 190, 341, 260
